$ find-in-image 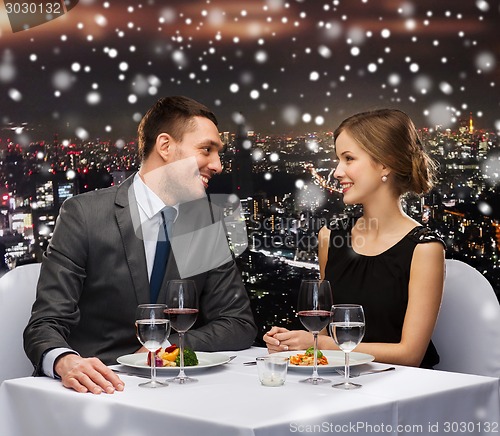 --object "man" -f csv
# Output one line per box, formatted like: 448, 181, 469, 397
24, 96, 257, 394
